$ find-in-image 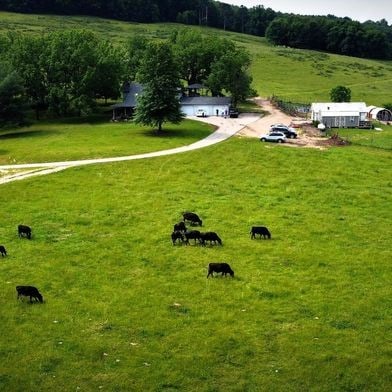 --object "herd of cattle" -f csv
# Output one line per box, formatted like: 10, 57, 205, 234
1, 216, 271, 304
172, 212, 272, 279
1, 225, 44, 303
